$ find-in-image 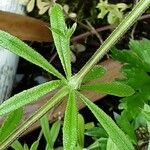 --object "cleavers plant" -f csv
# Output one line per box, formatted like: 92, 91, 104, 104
0, 0, 150, 149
